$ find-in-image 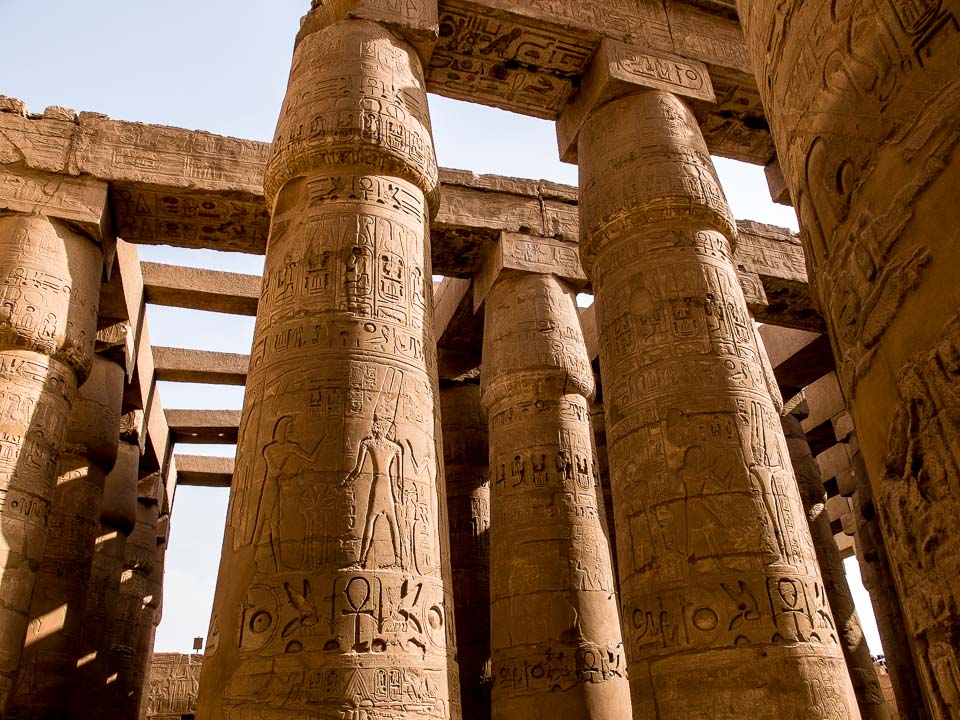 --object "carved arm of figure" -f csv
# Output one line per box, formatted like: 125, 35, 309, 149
391, 443, 404, 504
341, 441, 368, 488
